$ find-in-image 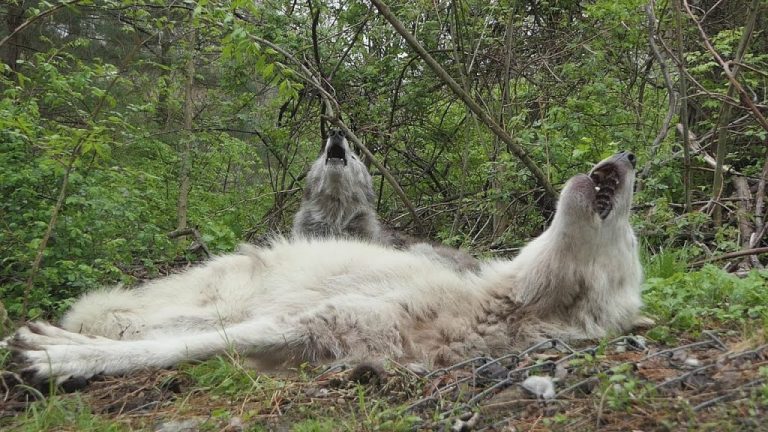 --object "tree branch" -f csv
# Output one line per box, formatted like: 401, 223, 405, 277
369, 0, 558, 202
